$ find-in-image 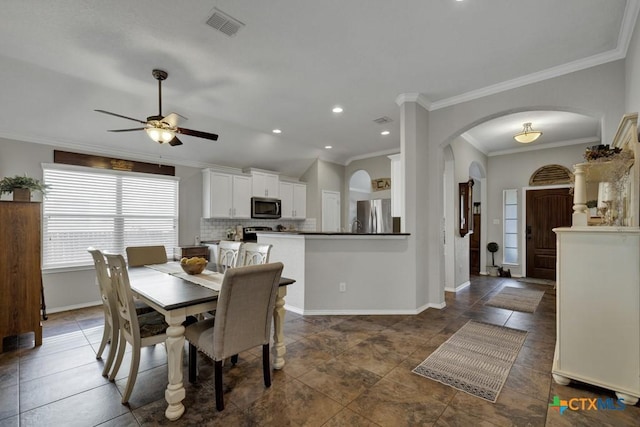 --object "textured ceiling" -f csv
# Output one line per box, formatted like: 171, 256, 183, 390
0, 0, 635, 176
